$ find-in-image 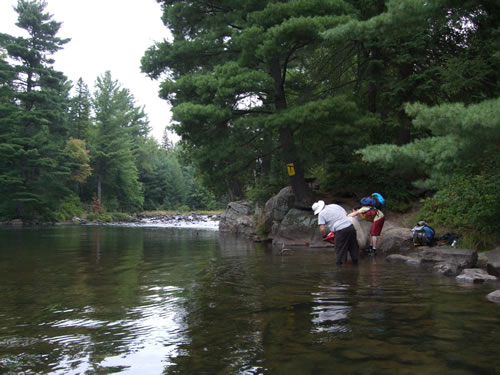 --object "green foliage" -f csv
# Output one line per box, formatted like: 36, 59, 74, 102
176, 205, 190, 213
419, 169, 500, 235
88, 71, 145, 211
110, 212, 135, 222
245, 185, 277, 205
0, 2, 221, 220
64, 138, 92, 183
361, 98, 500, 189
1, 0, 499, 231
86, 212, 113, 222
0, 0, 74, 220
56, 195, 83, 221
